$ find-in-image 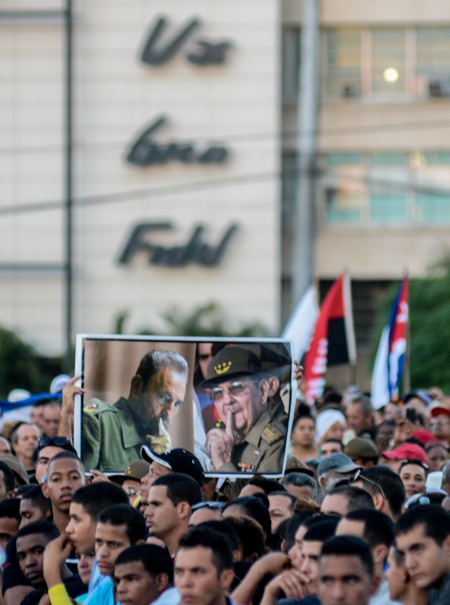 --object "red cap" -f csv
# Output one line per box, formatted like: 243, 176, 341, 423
411, 429, 437, 445
430, 406, 450, 419
382, 443, 428, 465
